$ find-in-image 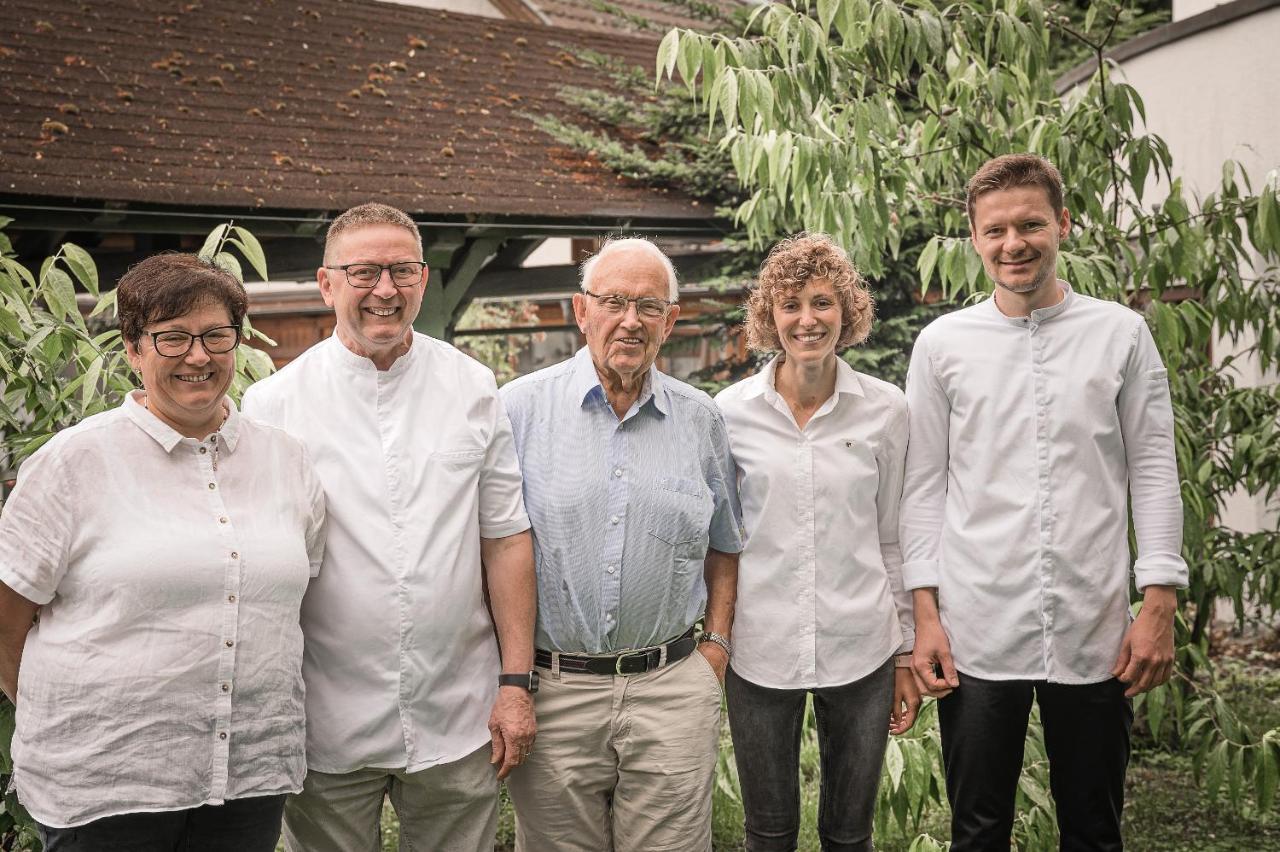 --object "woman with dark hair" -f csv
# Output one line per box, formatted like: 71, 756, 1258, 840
715, 233, 920, 852
0, 253, 325, 851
